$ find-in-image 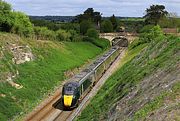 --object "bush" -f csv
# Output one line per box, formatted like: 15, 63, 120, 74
34, 26, 55, 40
92, 38, 110, 50
56, 29, 71, 41
68, 29, 82, 42
86, 28, 99, 38
34, 27, 82, 42
83, 36, 94, 42
83, 37, 110, 50
158, 17, 180, 28
139, 25, 165, 43
72, 35, 83, 42
129, 39, 144, 50
139, 25, 154, 33
11, 12, 34, 37
0, 1, 33, 37
0, 0, 12, 32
